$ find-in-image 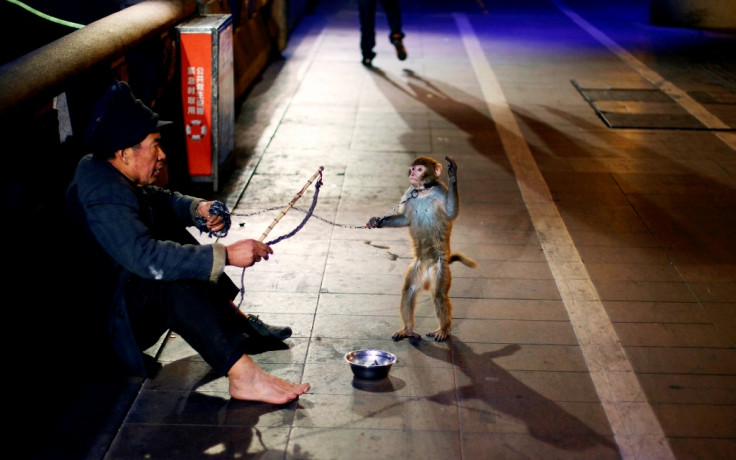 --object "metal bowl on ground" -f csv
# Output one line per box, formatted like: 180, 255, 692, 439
345, 349, 397, 380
